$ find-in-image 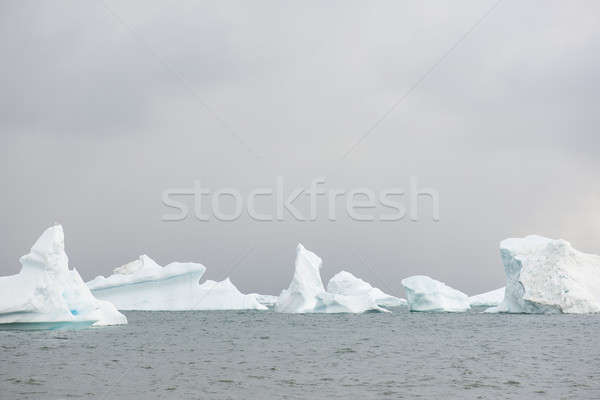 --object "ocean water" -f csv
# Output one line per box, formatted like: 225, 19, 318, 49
1, 309, 600, 399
